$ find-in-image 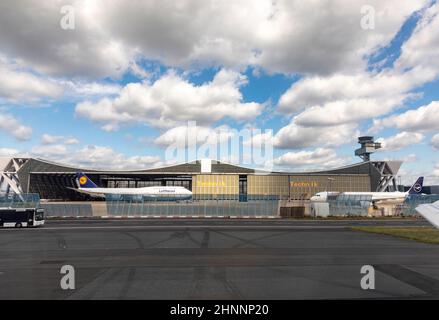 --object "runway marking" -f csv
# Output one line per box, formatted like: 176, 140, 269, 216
0, 225, 412, 231
374, 264, 439, 296
48, 218, 421, 222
